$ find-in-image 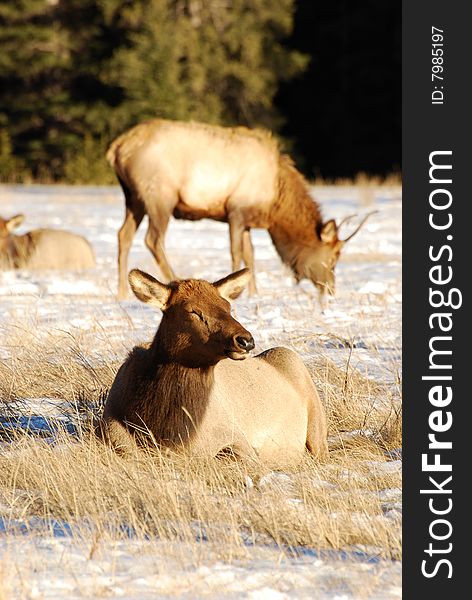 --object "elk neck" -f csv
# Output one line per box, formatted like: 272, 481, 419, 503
129, 333, 217, 448
2, 233, 33, 268
268, 156, 323, 275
